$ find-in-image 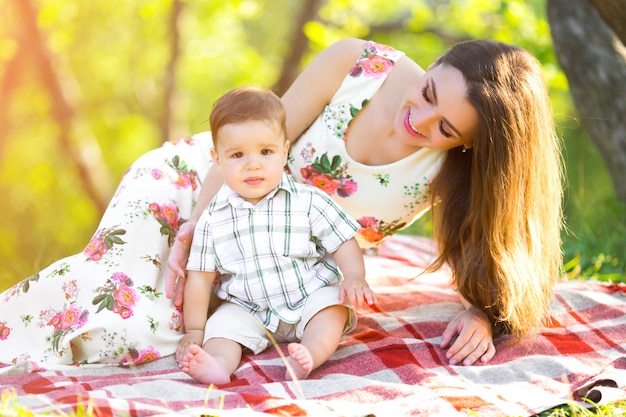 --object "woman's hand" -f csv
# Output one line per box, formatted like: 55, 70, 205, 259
166, 221, 197, 306
440, 306, 496, 366
339, 277, 378, 310
176, 330, 203, 366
